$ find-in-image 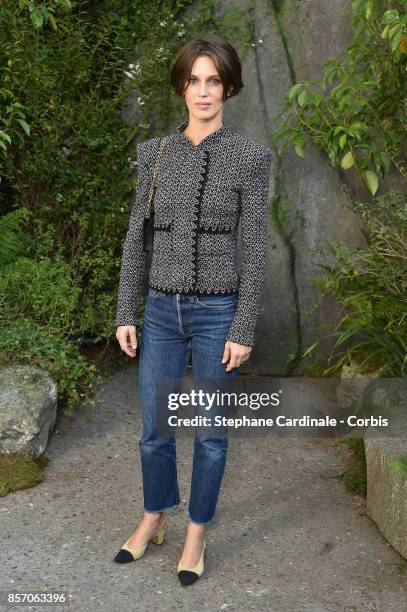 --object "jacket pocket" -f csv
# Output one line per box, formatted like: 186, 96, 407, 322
197, 229, 235, 255
201, 183, 241, 228
152, 221, 173, 252
221, 184, 241, 213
